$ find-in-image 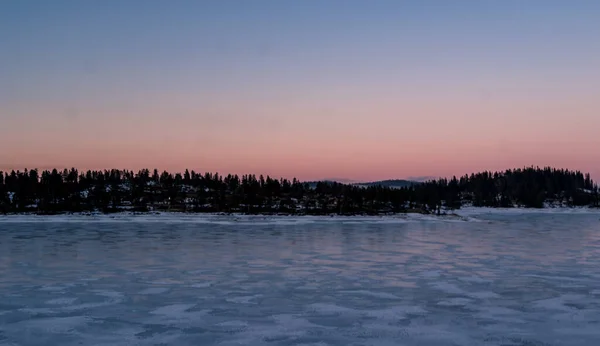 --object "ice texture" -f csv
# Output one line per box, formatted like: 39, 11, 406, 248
1, 212, 600, 345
